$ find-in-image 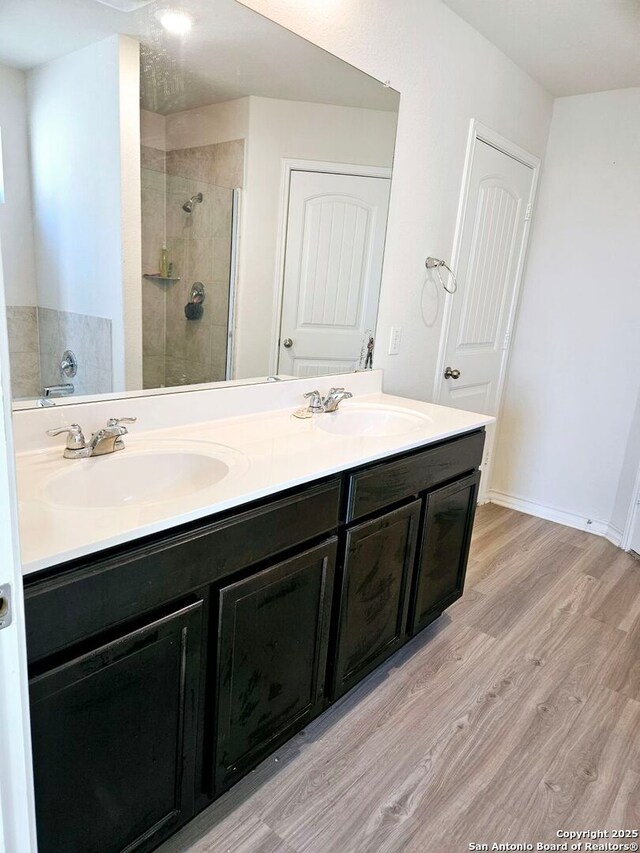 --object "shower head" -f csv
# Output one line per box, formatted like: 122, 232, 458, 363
182, 192, 203, 213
